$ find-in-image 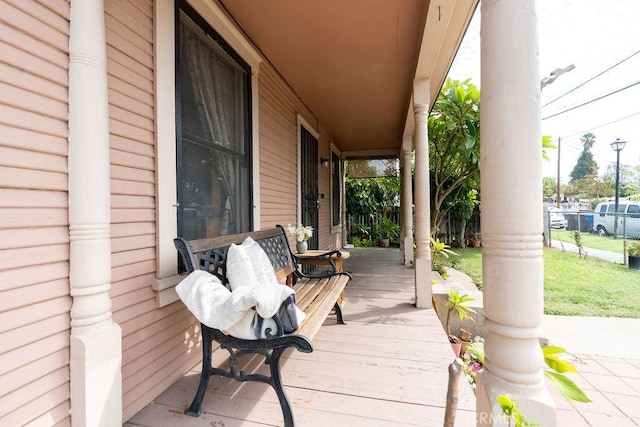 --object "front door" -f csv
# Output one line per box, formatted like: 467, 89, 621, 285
300, 126, 319, 250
